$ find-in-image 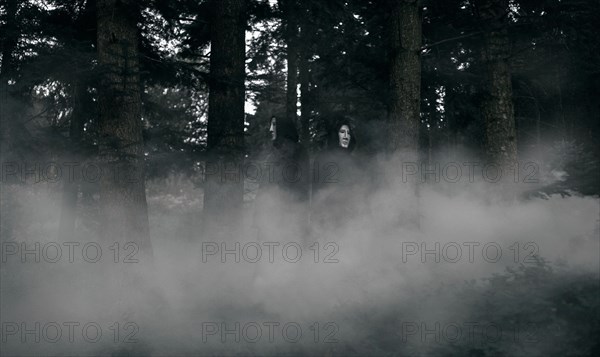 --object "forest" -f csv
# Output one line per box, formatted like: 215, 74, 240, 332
1, 0, 599, 356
